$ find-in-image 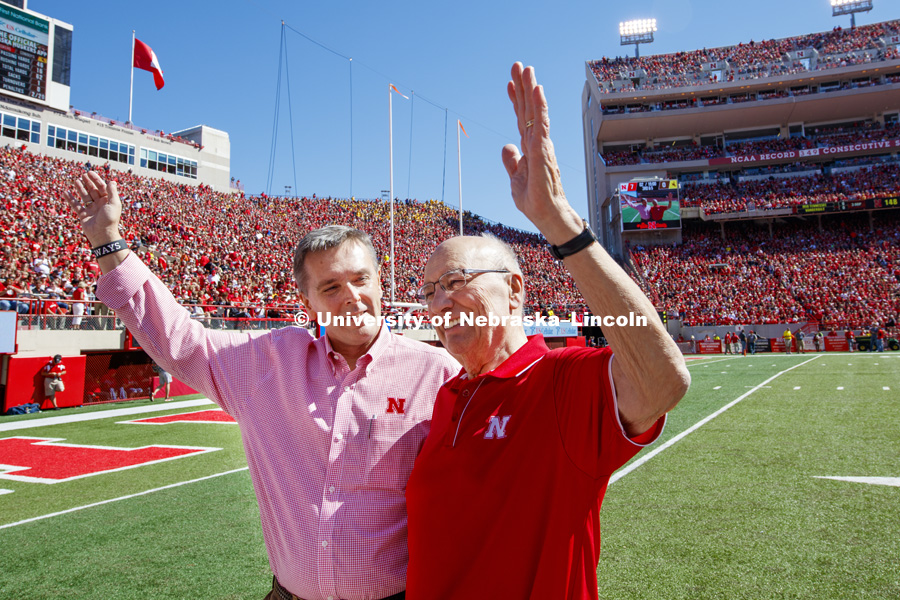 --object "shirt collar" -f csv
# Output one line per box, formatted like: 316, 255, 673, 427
321, 323, 391, 371
450, 334, 549, 389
